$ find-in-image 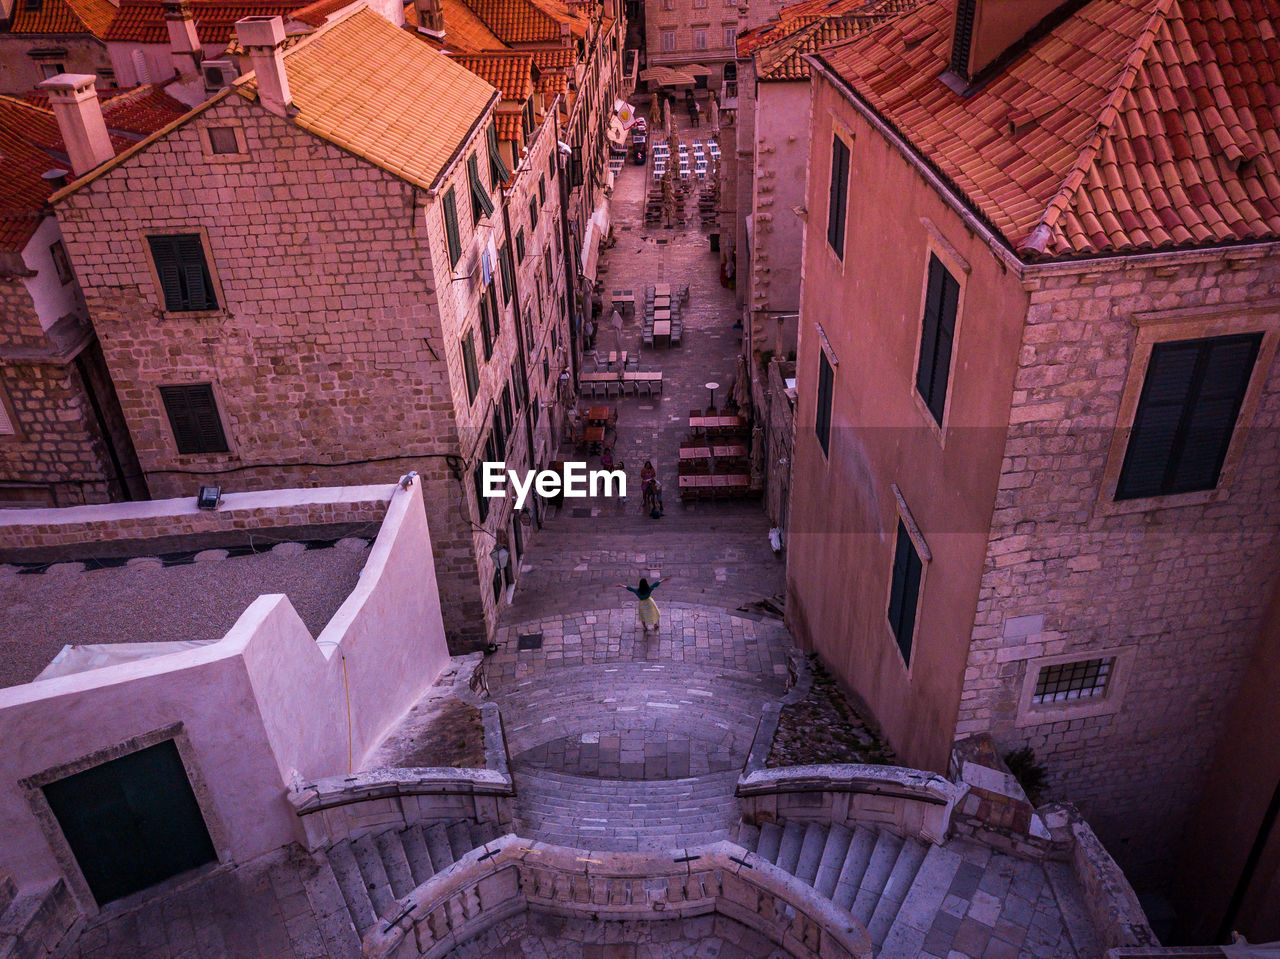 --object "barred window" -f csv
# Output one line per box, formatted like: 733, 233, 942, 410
1032, 658, 1113, 704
